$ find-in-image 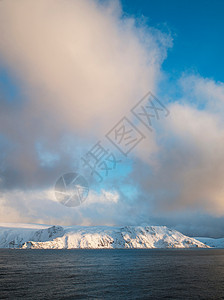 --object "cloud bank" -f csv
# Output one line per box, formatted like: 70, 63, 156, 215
0, 0, 224, 237
0, 0, 170, 188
